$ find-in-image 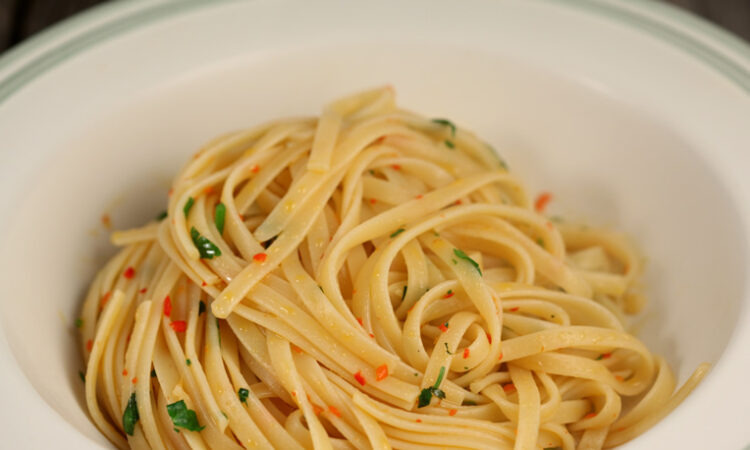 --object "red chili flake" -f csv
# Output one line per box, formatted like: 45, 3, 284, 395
369, 198, 377, 204
101, 214, 111, 229
292, 344, 303, 354
503, 383, 516, 393
463, 348, 470, 359
584, 412, 597, 419
131, 377, 138, 384
251, 165, 260, 173
201, 281, 207, 287
375, 364, 389, 381
369, 333, 375, 338
122, 369, 128, 376
253, 253, 267, 263
509, 307, 519, 312
354, 371, 366, 386
291, 391, 297, 397
455, 199, 462, 205
602, 352, 612, 359
615, 375, 624, 382
486, 333, 492, 344
329, 405, 342, 417
139, 287, 148, 294
415, 194, 423, 199
448, 409, 457, 416
100, 291, 111, 307
351, 288, 357, 294
123, 266, 135, 279
443, 290, 454, 299
203, 186, 214, 195
168, 188, 174, 197
356, 317, 364, 327
534, 192, 552, 213
438, 323, 448, 333
170, 321, 187, 332
416, 419, 422, 423
374, 136, 386, 144
498, 352, 503, 361
163, 296, 172, 317
86, 340, 93, 352
391, 164, 401, 170
313, 404, 323, 416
